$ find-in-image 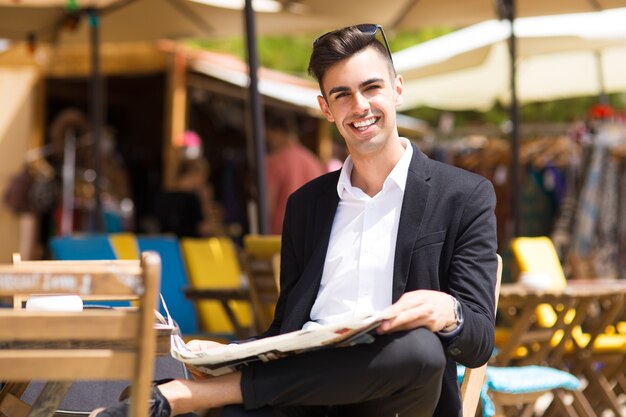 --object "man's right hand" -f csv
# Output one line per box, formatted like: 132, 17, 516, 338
186, 339, 225, 352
